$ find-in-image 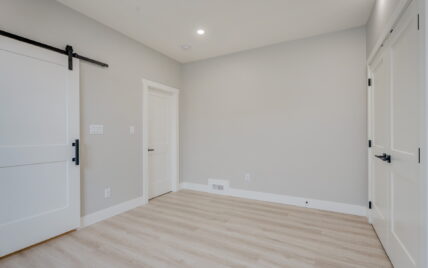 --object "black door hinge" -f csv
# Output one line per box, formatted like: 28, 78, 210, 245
418, 148, 421, 163
369, 201, 372, 209
368, 78, 372, 87
418, 14, 420, 30
368, 140, 372, 148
